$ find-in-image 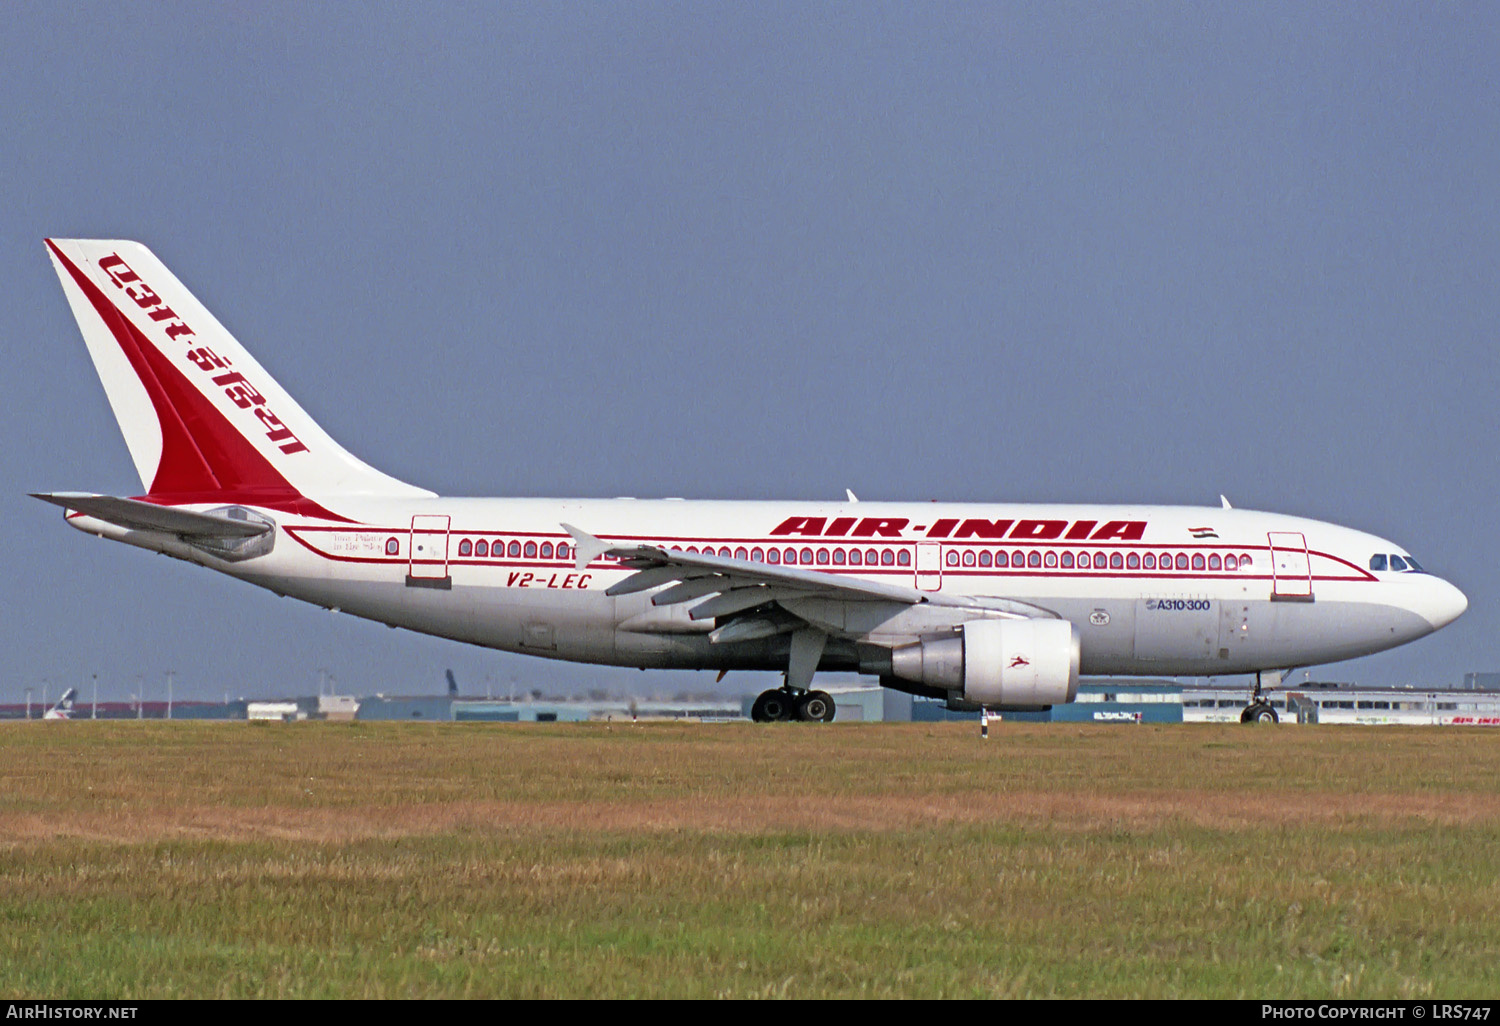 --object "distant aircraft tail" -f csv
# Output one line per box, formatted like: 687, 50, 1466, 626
44, 239, 432, 516
43, 688, 77, 720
